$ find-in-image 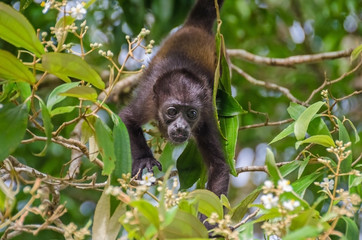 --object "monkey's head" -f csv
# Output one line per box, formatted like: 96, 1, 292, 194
153, 69, 210, 144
